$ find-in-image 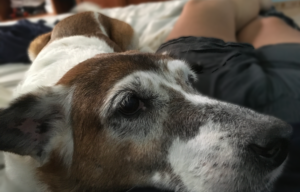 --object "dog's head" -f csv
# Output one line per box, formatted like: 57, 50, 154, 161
0, 13, 292, 192
0, 53, 292, 192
